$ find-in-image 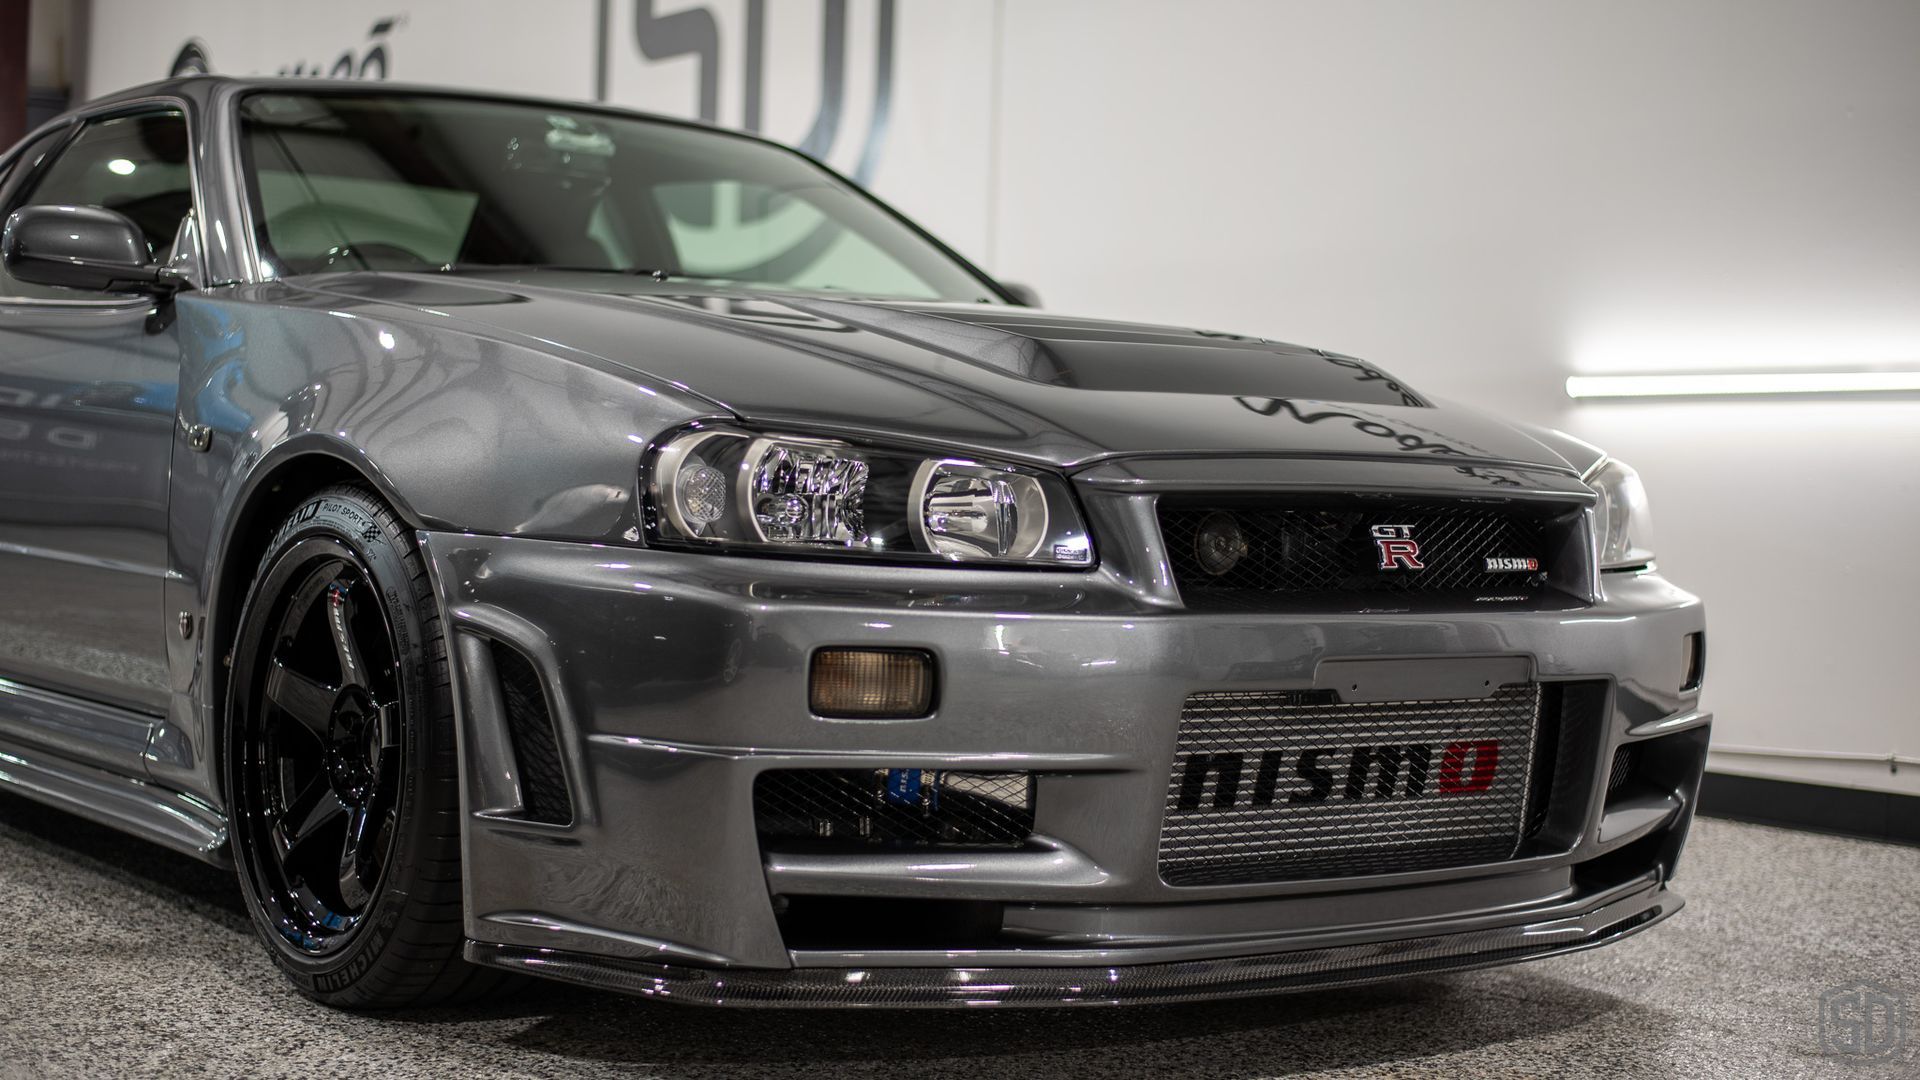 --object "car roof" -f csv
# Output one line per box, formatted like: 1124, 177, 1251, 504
81, 75, 741, 140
